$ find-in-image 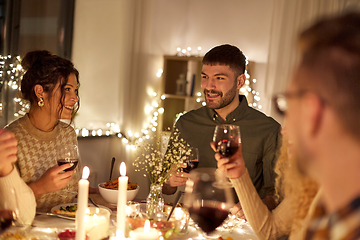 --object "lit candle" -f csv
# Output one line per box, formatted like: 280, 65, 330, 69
129, 220, 159, 240
76, 166, 90, 240
117, 162, 128, 233
84, 207, 110, 240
